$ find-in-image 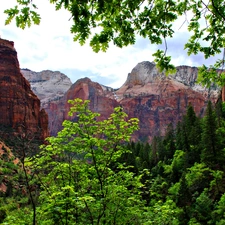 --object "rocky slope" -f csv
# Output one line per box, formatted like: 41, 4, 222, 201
21, 69, 72, 107
0, 38, 49, 140
40, 61, 219, 141
0, 141, 20, 194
